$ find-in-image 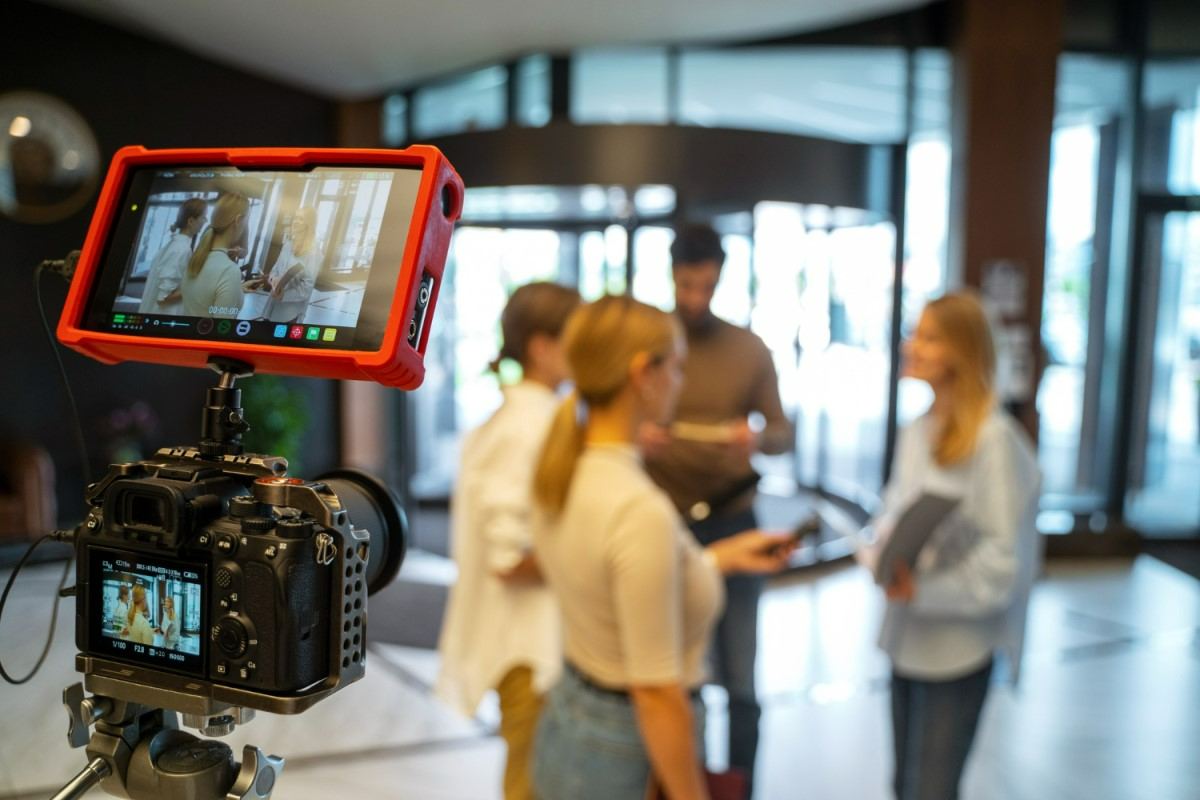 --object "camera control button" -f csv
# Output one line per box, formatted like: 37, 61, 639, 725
239, 666, 251, 680
216, 534, 238, 555
264, 545, 278, 559
198, 532, 212, 547
215, 618, 249, 658
216, 569, 233, 589
216, 662, 228, 676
